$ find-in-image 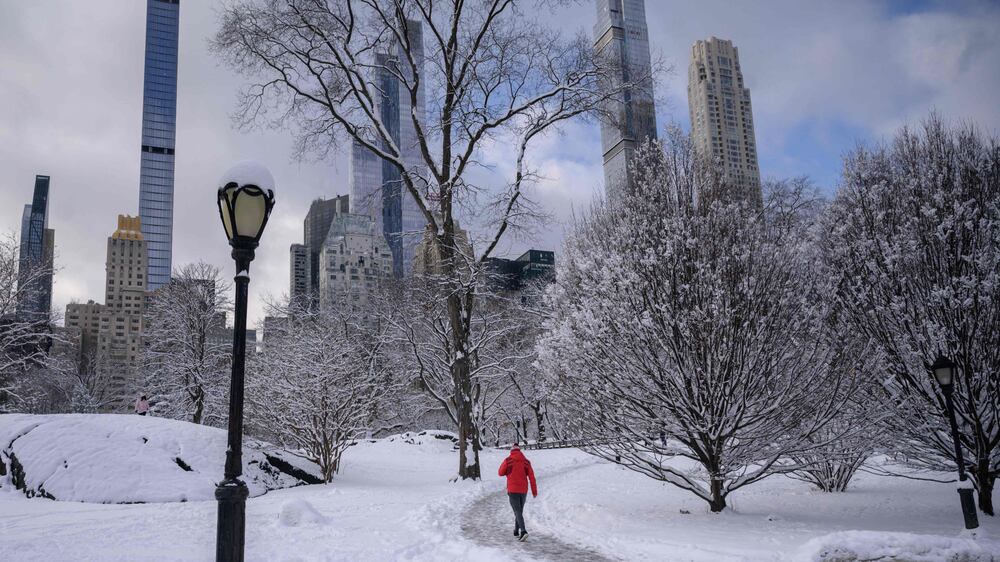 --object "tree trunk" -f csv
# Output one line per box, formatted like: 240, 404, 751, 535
454, 352, 480, 480
975, 466, 995, 516
445, 254, 481, 480
535, 405, 546, 443
192, 387, 204, 425
709, 478, 726, 512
